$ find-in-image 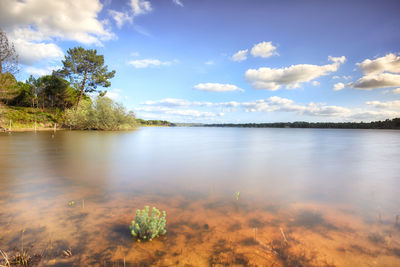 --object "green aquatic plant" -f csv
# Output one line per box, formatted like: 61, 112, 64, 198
235, 192, 240, 202
129, 206, 166, 241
